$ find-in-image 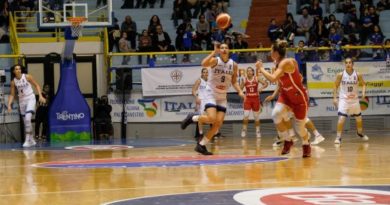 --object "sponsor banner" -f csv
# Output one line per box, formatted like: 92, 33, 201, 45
307, 61, 390, 97
141, 63, 278, 97
109, 94, 390, 122
0, 94, 20, 123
